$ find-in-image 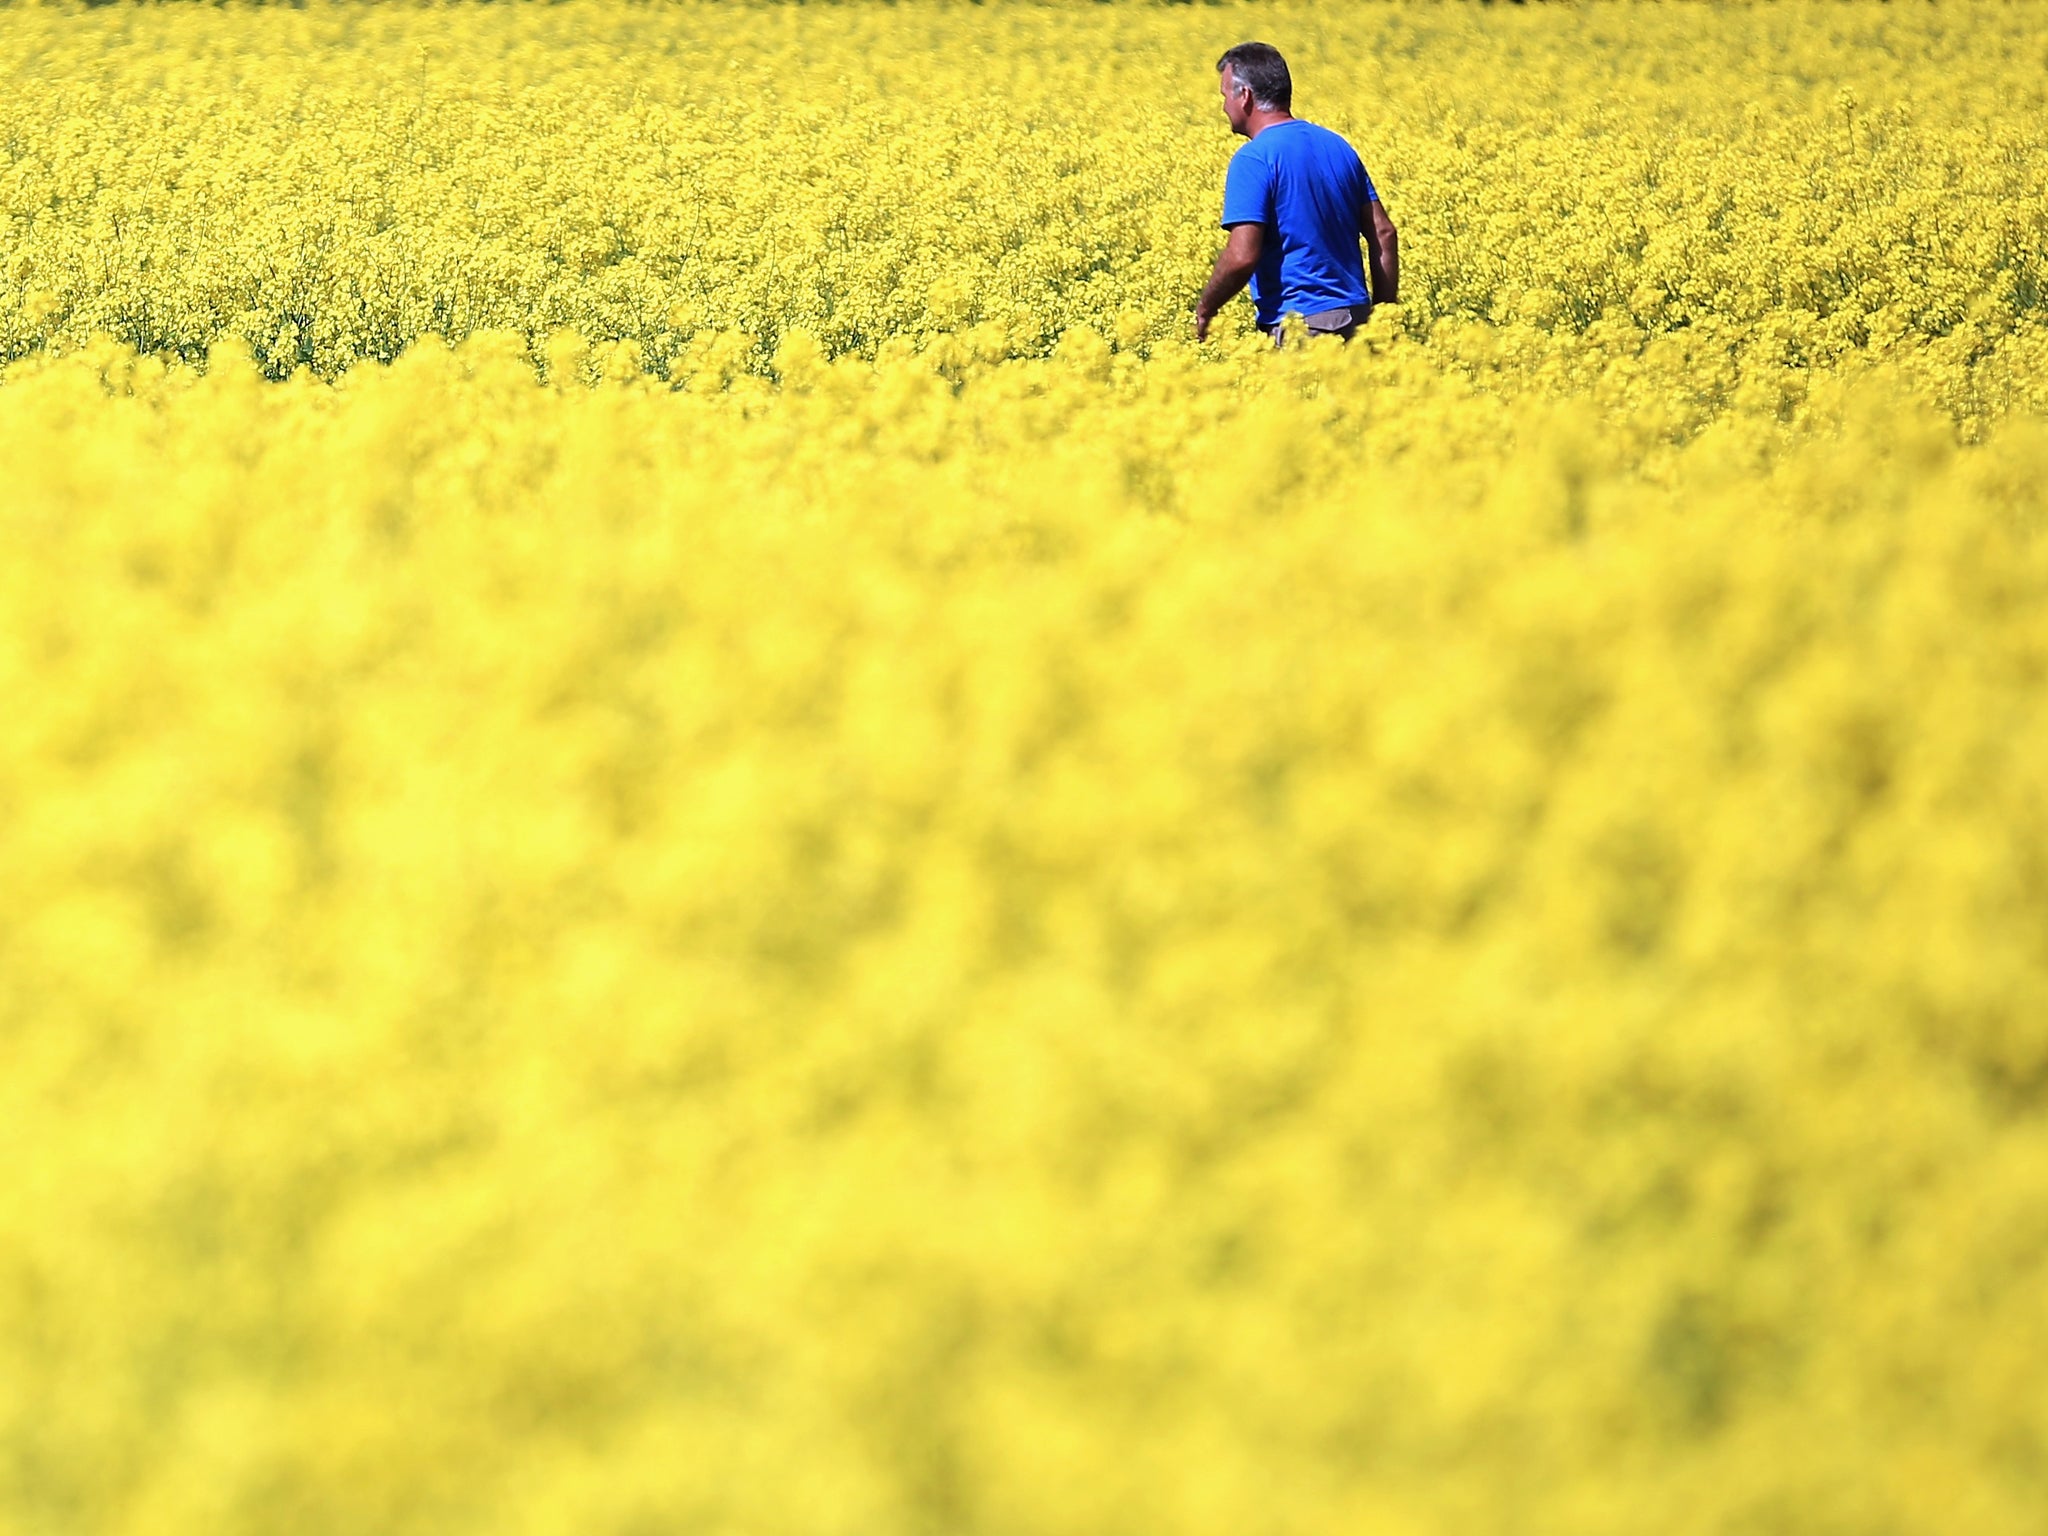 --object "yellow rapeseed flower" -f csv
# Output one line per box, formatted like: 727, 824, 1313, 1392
2, 5, 2047, 1536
